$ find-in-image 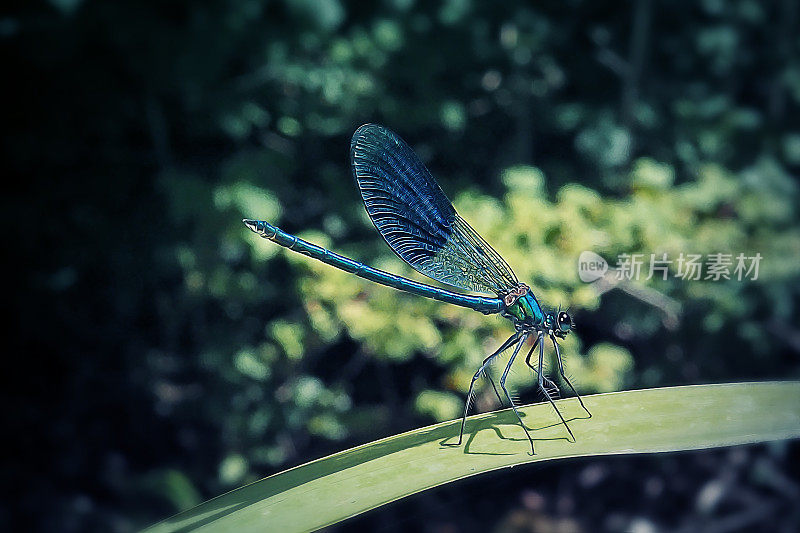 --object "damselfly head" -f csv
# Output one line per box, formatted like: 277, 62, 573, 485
550, 311, 573, 338
557, 311, 572, 330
